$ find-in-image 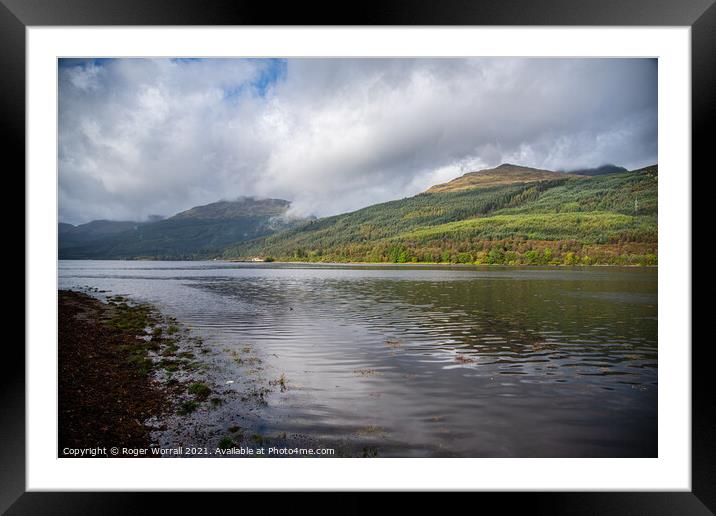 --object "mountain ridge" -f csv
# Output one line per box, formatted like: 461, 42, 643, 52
169, 197, 292, 221
225, 164, 657, 266
59, 196, 302, 260
59, 164, 658, 265
566, 164, 629, 177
